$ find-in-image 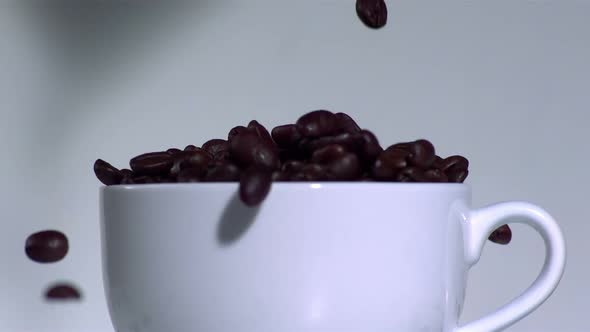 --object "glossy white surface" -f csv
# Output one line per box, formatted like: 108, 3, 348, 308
101, 184, 564, 332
